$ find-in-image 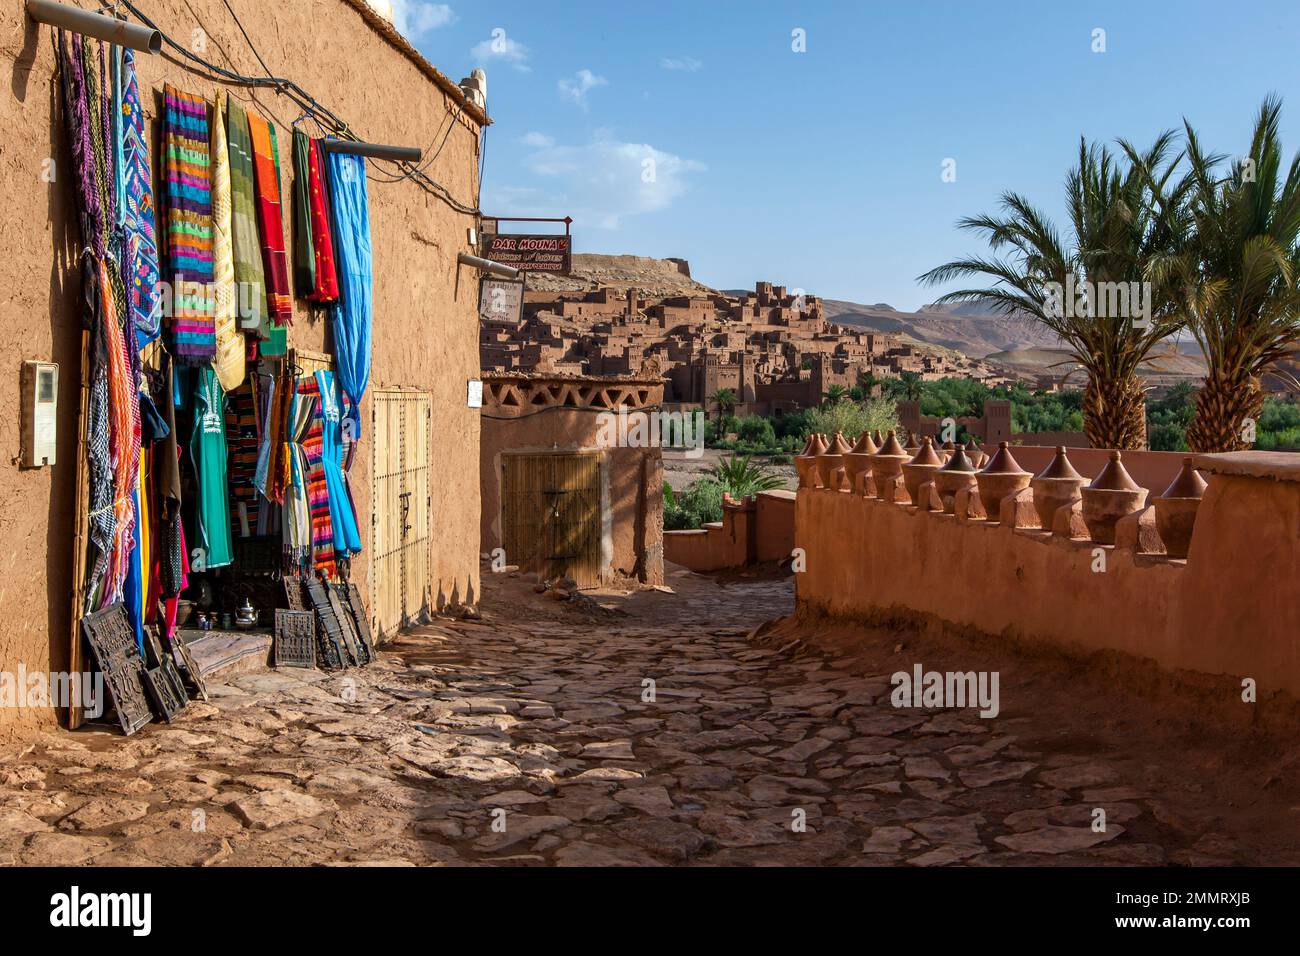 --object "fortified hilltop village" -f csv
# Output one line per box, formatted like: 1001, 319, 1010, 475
481, 254, 1006, 415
